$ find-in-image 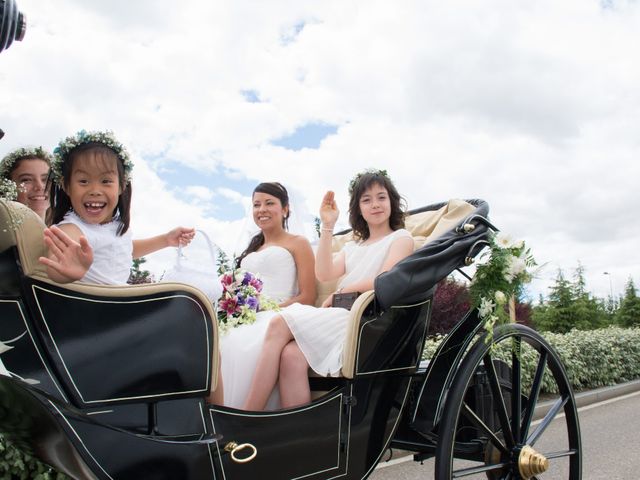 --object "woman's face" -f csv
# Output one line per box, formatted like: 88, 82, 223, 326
358, 182, 391, 228
252, 192, 288, 231
10, 158, 50, 219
